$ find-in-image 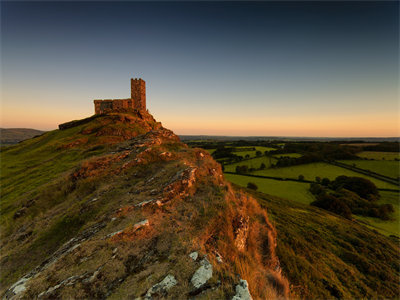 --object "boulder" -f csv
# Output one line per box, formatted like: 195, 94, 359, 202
232, 279, 252, 300
191, 258, 213, 289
